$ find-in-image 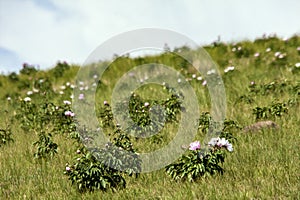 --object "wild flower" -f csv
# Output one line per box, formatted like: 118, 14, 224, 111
197, 76, 202, 81
27, 91, 33, 95
177, 78, 181, 83
274, 52, 281, 57
144, 102, 150, 107
24, 97, 31, 102
70, 95, 74, 99
207, 69, 216, 75
33, 88, 39, 93
202, 80, 207, 86
78, 94, 84, 100
192, 74, 196, 79
60, 85, 66, 90
189, 141, 201, 150
208, 137, 233, 152
295, 63, 300, 68
250, 81, 255, 85
104, 101, 108, 105
266, 48, 271, 52
297, 47, 300, 51
66, 82, 70, 86
76, 149, 81, 154
66, 166, 71, 171
7, 97, 11, 101
232, 47, 236, 52
79, 81, 84, 86
254, 53, 260, 57
93, 75, 98, 79
63, 100, 71, 105
224, 66, 235, 73
59, 91, 64, 95
65, 111, 75, 117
